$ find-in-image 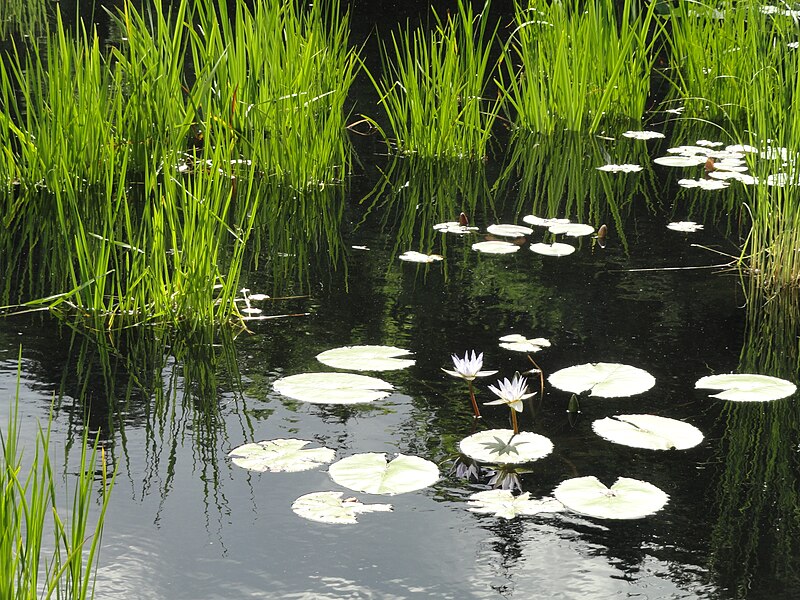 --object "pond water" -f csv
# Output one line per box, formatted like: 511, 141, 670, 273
2, 2, 800, 599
